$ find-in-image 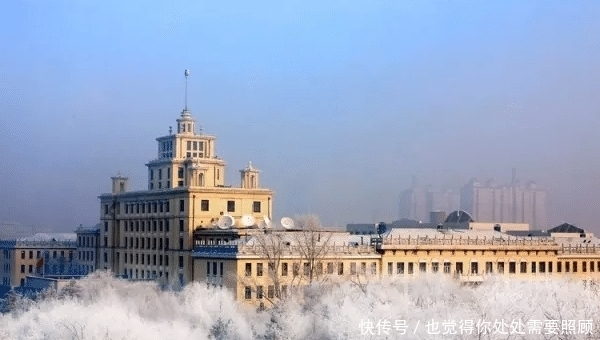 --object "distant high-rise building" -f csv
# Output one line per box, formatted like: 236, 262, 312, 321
460, 171, 547, 230
399, 178, 459, 222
